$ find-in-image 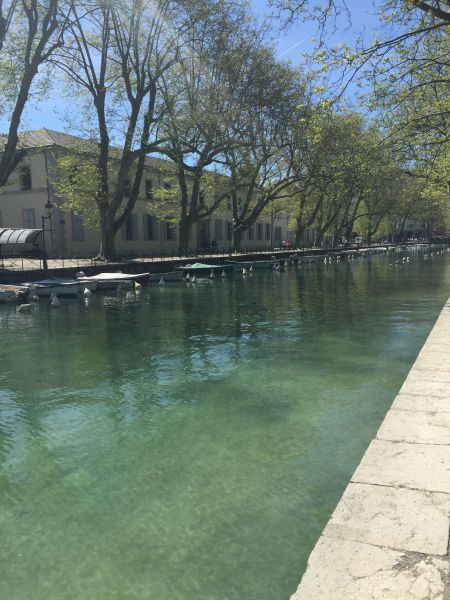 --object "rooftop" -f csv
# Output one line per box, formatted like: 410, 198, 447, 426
1, 128, 169, 169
